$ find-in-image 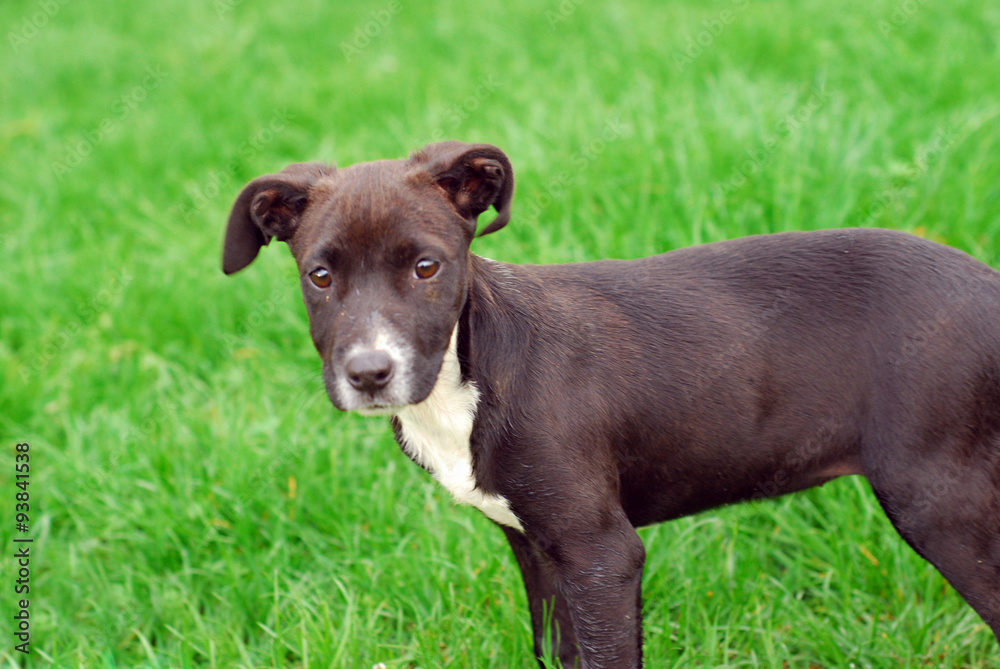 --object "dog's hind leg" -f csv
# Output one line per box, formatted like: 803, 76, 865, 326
503, 526, 582, 668
865, 436, 1000, 642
